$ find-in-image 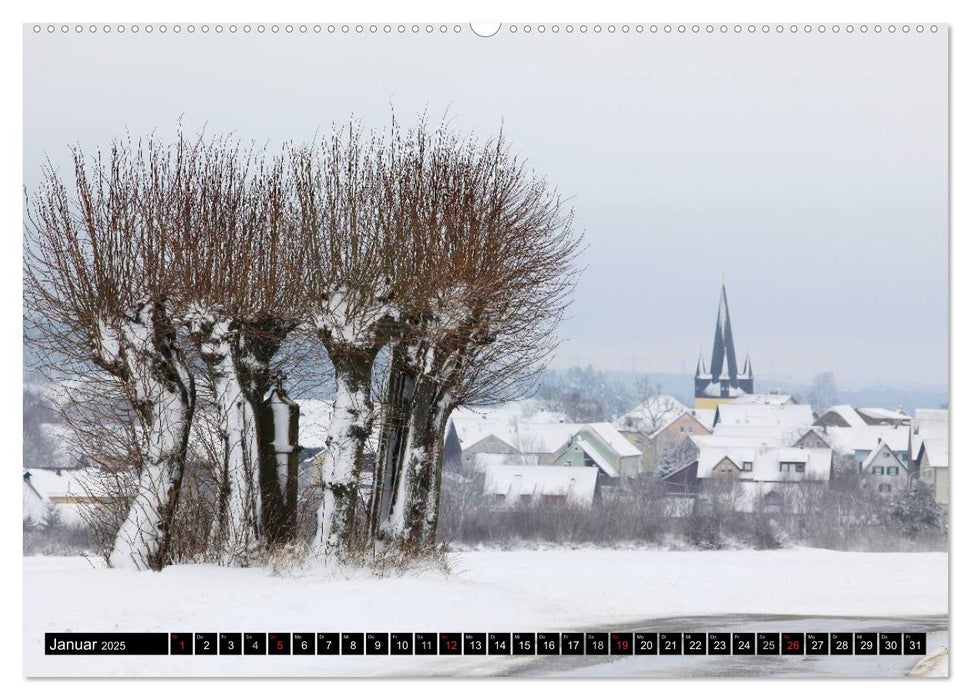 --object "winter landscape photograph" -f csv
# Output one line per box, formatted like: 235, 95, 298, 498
21, 22, 948, 678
